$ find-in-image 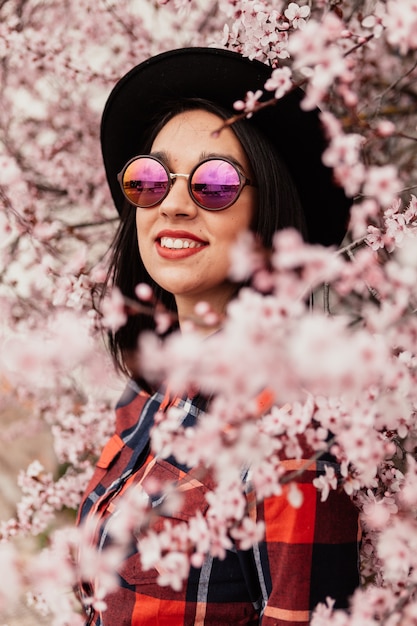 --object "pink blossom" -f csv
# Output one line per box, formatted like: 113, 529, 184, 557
360, 490, 398, 530
234, 89, 263, 117
203, 517, 231, 560
206, 482, 246, 521
288, 12, 344, 69
90, 263, 109, 283
310, 598, 340, 626
366, 225, 385, 251
399, 455, 417, 509
264, 66, 292, 99
384, 0, 417, 54
365, 198, 417, 254
284, 2, 310, 29
100, 286, 127, 331
154, 310, 175, 334
287, 19, 325, 67
139, 530, 163, 571
230, 517, 265, 550
361, 9, 385, 39
320, 111, 342, 139
0, 543, 21, 612
321, 129, 366, 196
322, 132, 365, 168
349, 199, 380, 239
32, 220, 62, 242
349, 585, 397, 622
376, 120, 396, 137
404, 194, 417, 223
135, 282, 154, 301
157, 551, 190, 591
362, 165, 402, 207
250, 458, 284, 499
337, 83, 358, 108
377, 518, 417, 583
188, 511, 210, 555
271, 229, 344, 287
287, 482, 303, 508
334, 162, 366, 197
313, 466, 338, 502
0, 155, 20, 185
30, 527, 91, 624
107, 487, 150, 544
